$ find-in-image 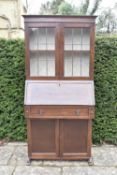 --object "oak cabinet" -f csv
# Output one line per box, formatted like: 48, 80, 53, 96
24, 15, 96, 162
